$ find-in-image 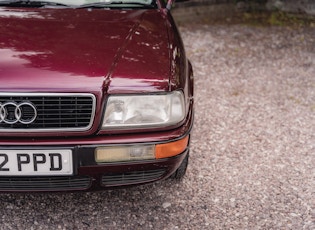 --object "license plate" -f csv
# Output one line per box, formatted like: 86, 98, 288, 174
0, 150, 73, 176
